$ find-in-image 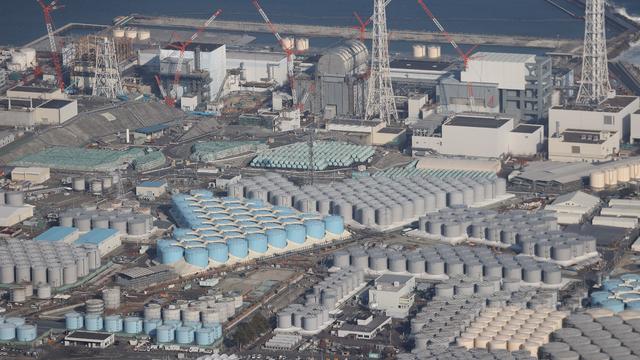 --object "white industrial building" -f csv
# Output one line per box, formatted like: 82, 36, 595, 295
630, 110, 640, 143
64, 331, 115, 349
368, 274, 415, 318
544, 191, 600, 225
412, 113, 543, 158
335, 314, 392, 339
0, 205, 34, 227
136, 180, 168, 199
6, 86, 67, 100
549, 96, 639, 142
11, 167, 50, 184
548, 129, 620, 163
0, 130, 15, 148
0, 97, 78, 127
226, 50, 288, 86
